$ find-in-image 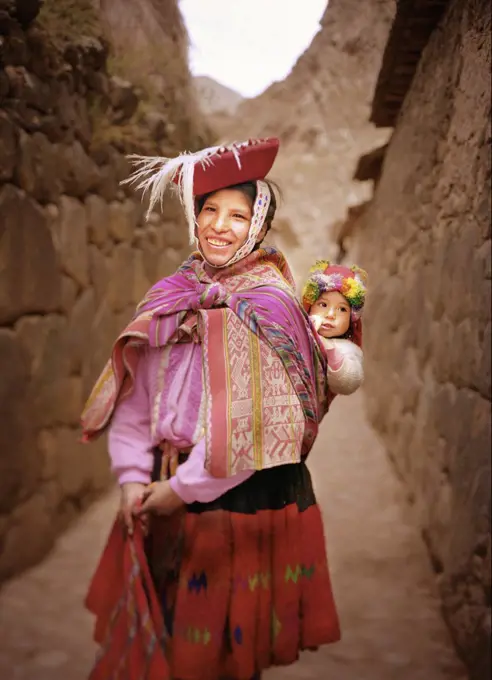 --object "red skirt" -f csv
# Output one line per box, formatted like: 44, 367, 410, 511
146, 460, 341, 680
